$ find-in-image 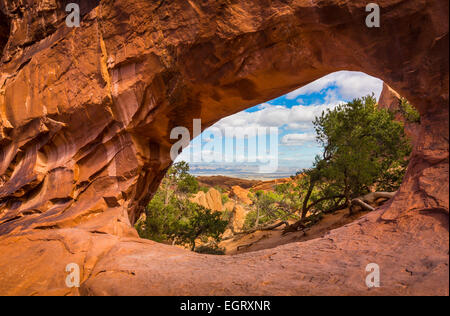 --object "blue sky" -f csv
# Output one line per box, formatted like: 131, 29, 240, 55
176, 71, 383, 179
